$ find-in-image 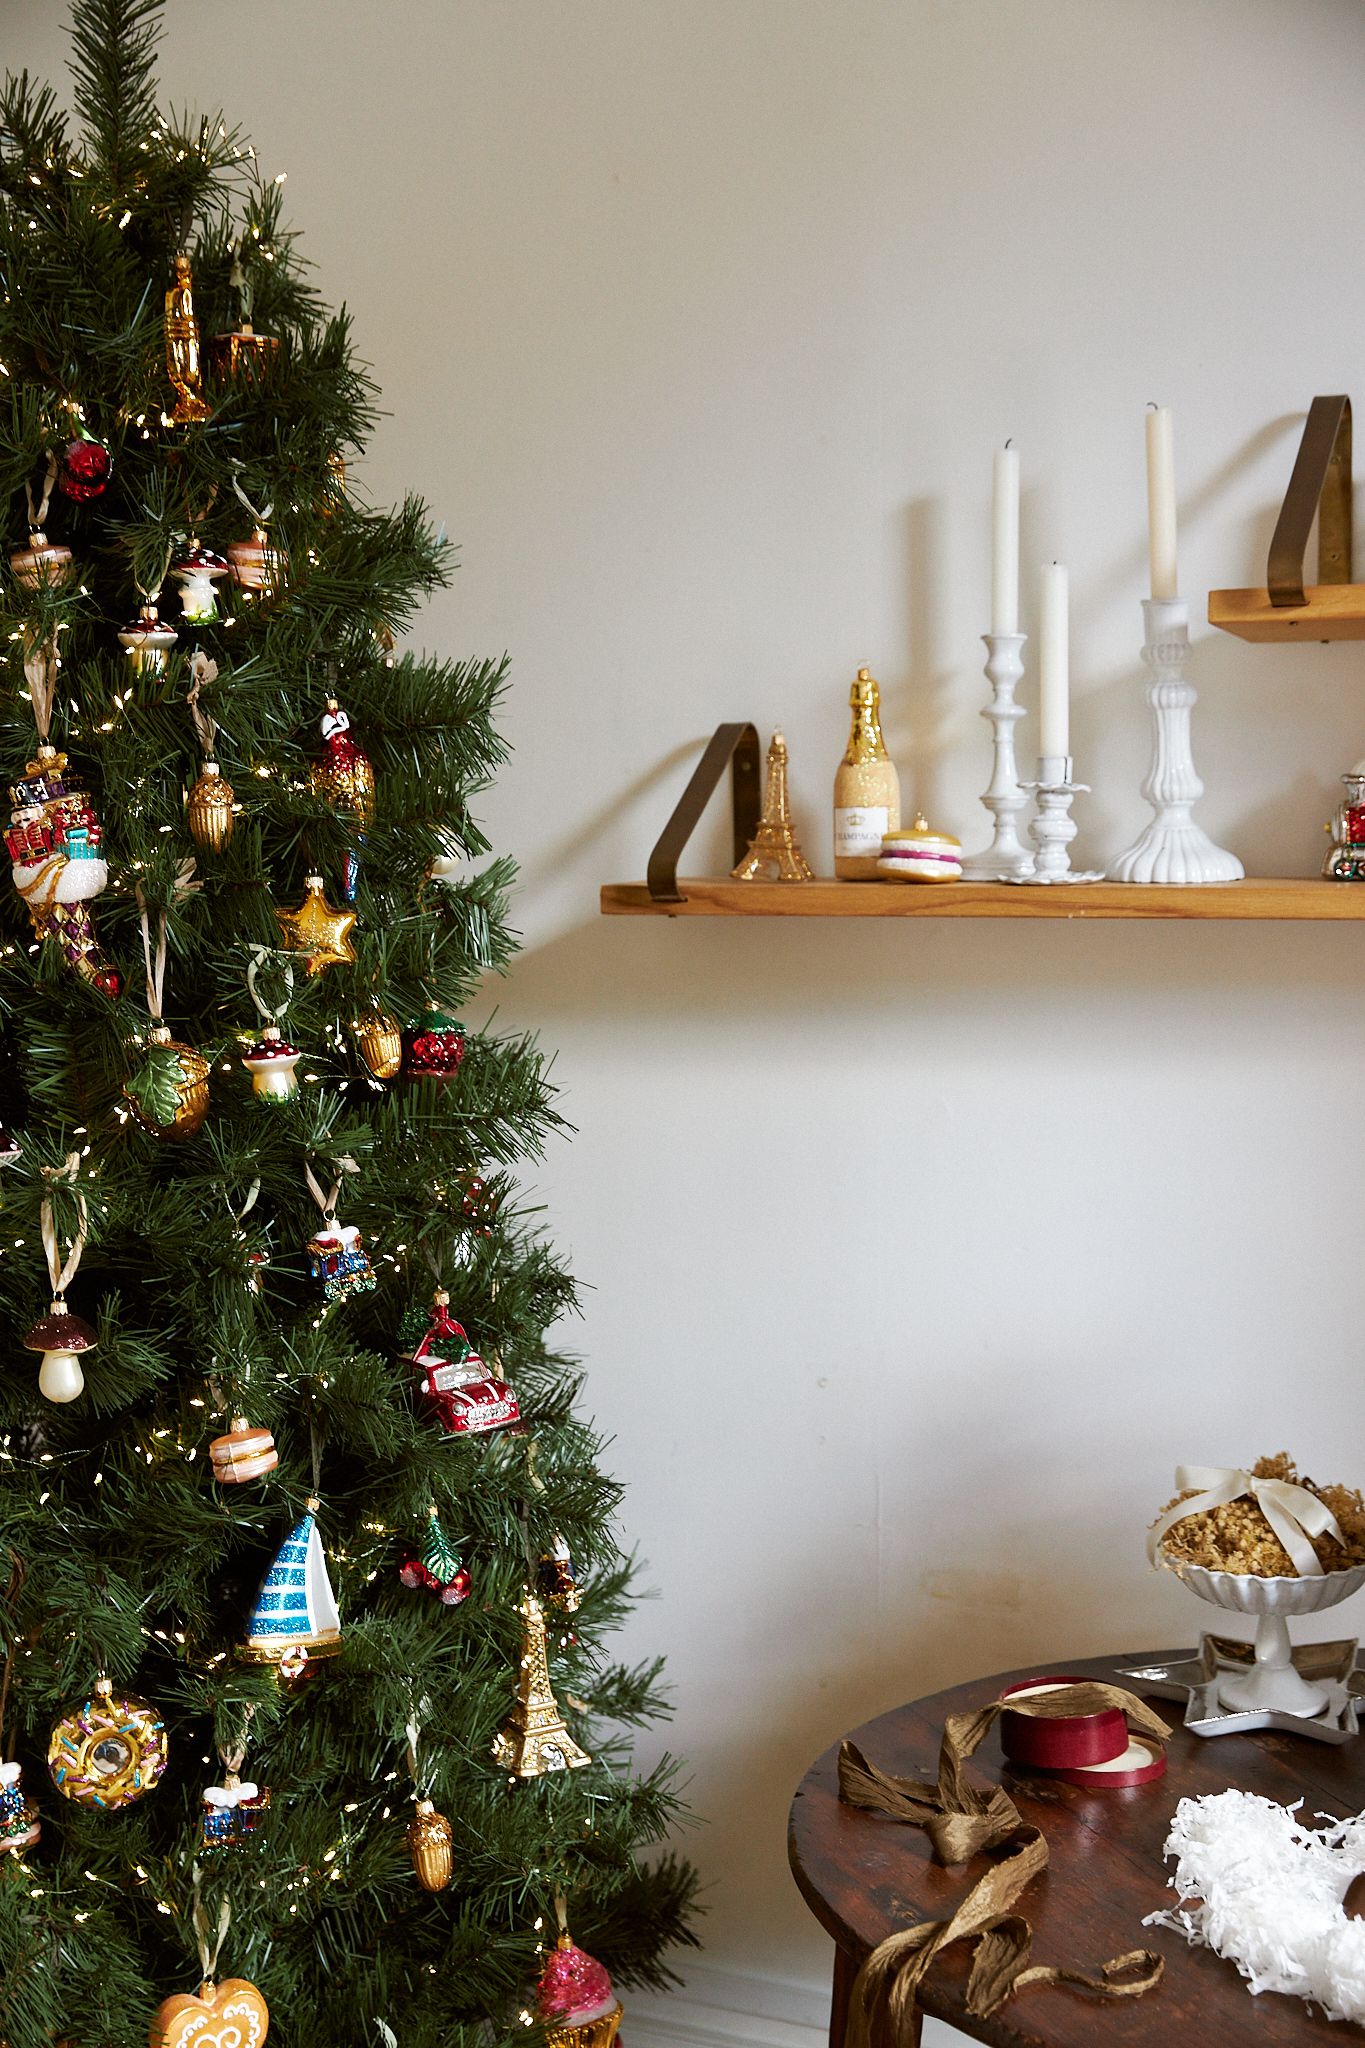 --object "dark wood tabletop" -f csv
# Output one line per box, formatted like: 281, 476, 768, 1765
788, 1648, 1365, 2047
